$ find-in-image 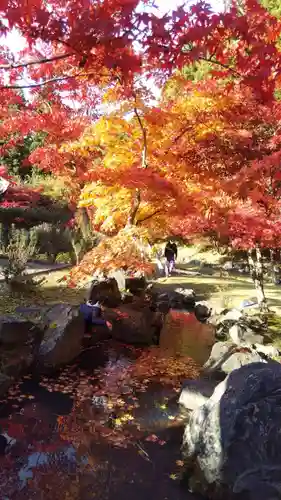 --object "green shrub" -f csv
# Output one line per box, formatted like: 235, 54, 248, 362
0, 228, 37, 282
55, 252, 72, 264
